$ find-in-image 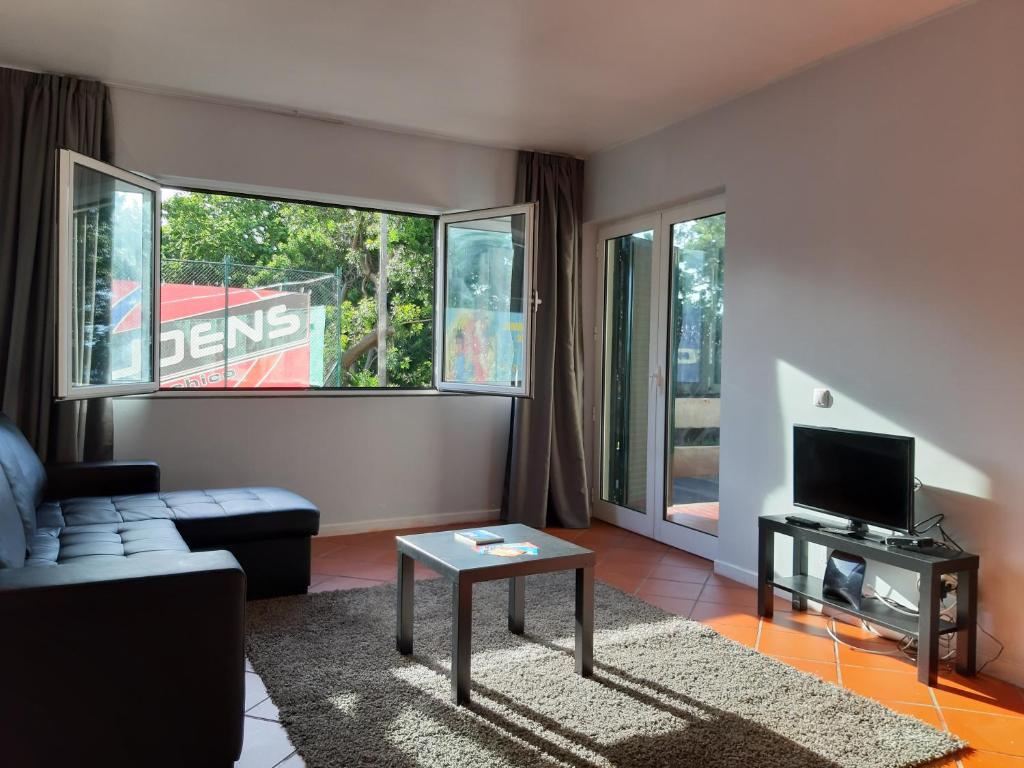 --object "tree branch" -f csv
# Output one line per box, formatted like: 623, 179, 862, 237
342, 326, 394, 370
